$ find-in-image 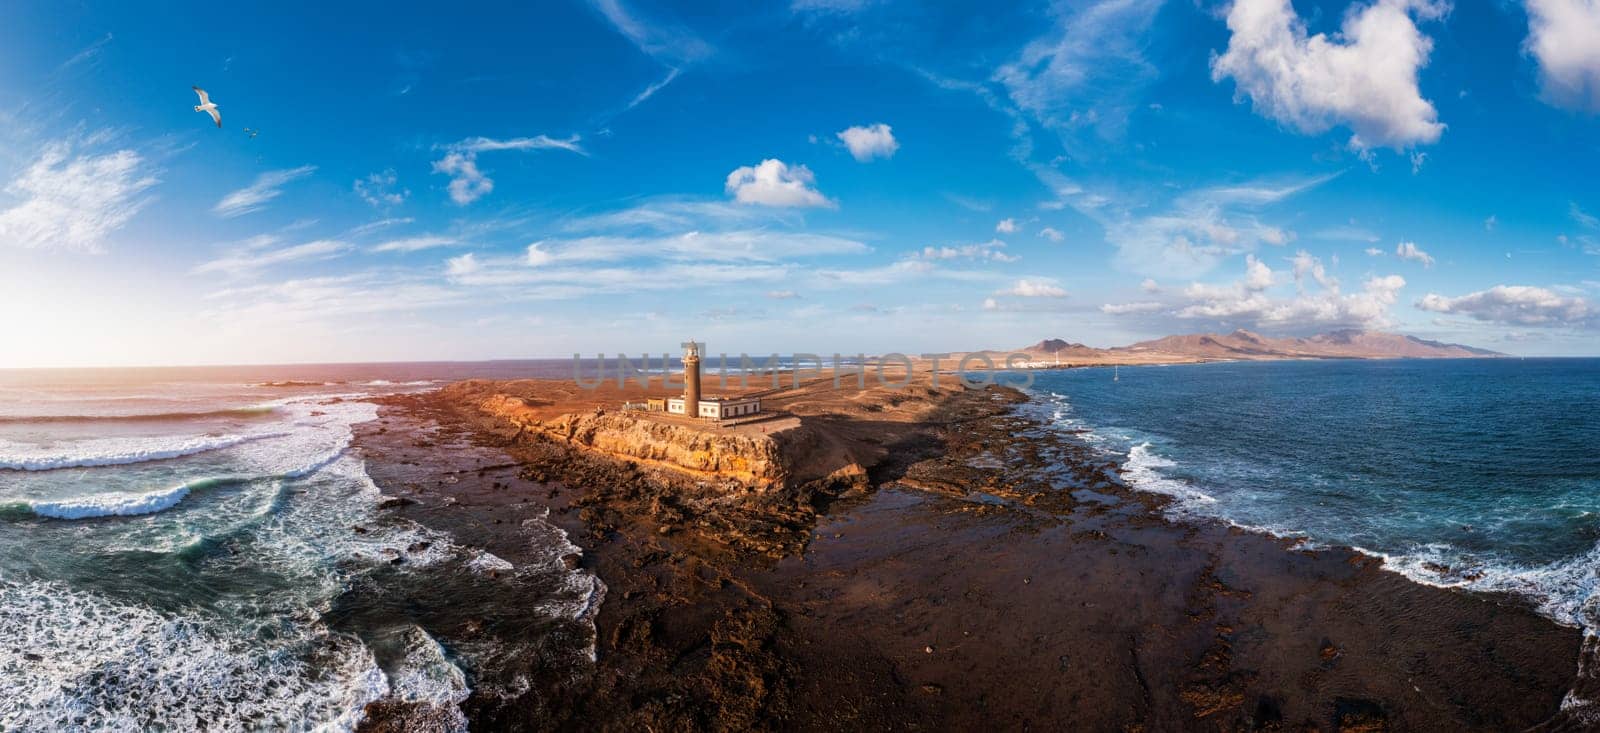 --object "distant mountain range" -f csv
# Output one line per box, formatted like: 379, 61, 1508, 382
1017, 329, 1502, 363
